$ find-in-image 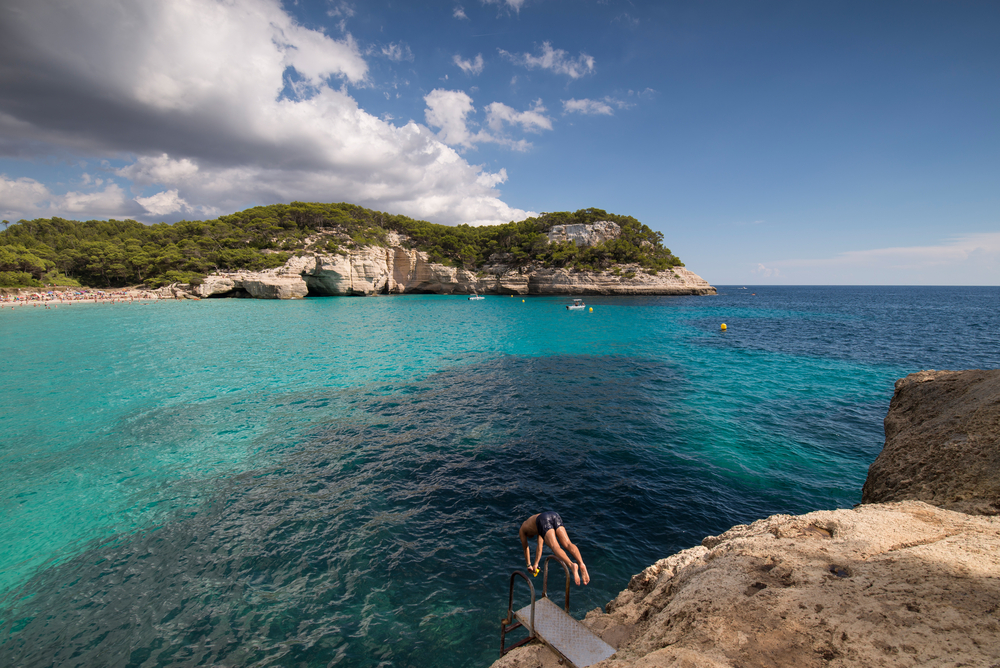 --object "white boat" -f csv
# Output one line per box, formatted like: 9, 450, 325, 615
566, 298, 585, 310
468, 292, 484, 300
